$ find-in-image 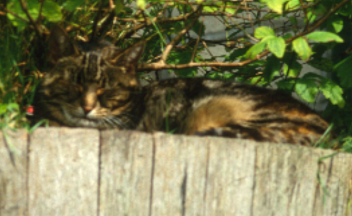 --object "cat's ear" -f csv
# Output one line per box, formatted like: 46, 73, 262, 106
110, 41, 145, 69
48, 25, 80, 64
